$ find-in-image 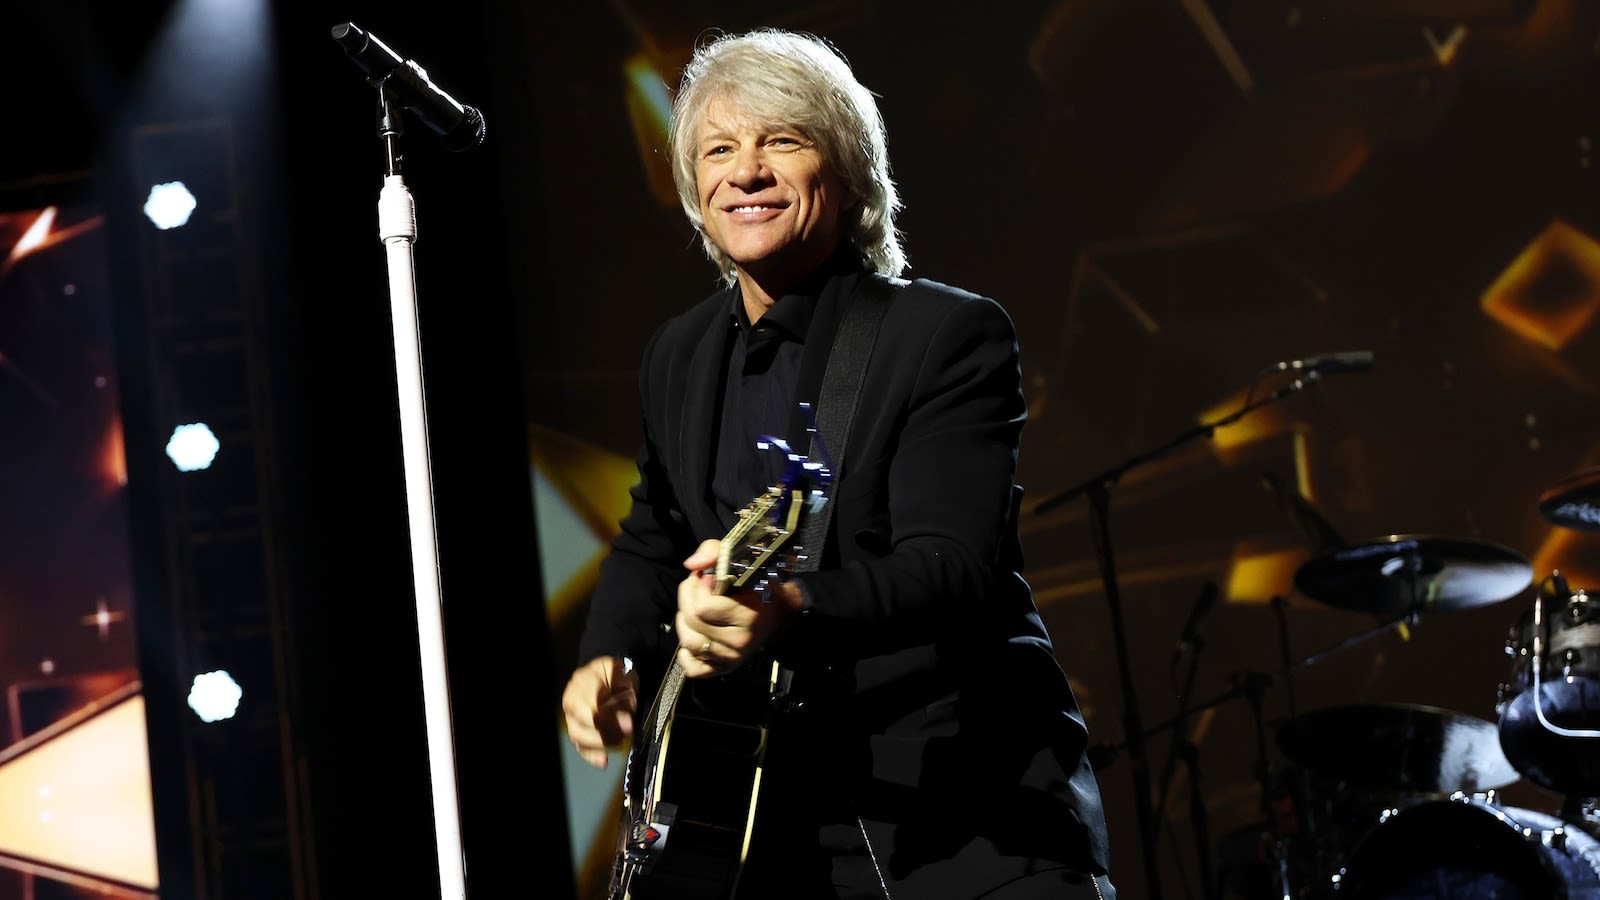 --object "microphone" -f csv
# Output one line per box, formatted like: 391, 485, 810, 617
1172, 581, 1219, 668
332, 22, 487, 151
1278, 350, 1375, 376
